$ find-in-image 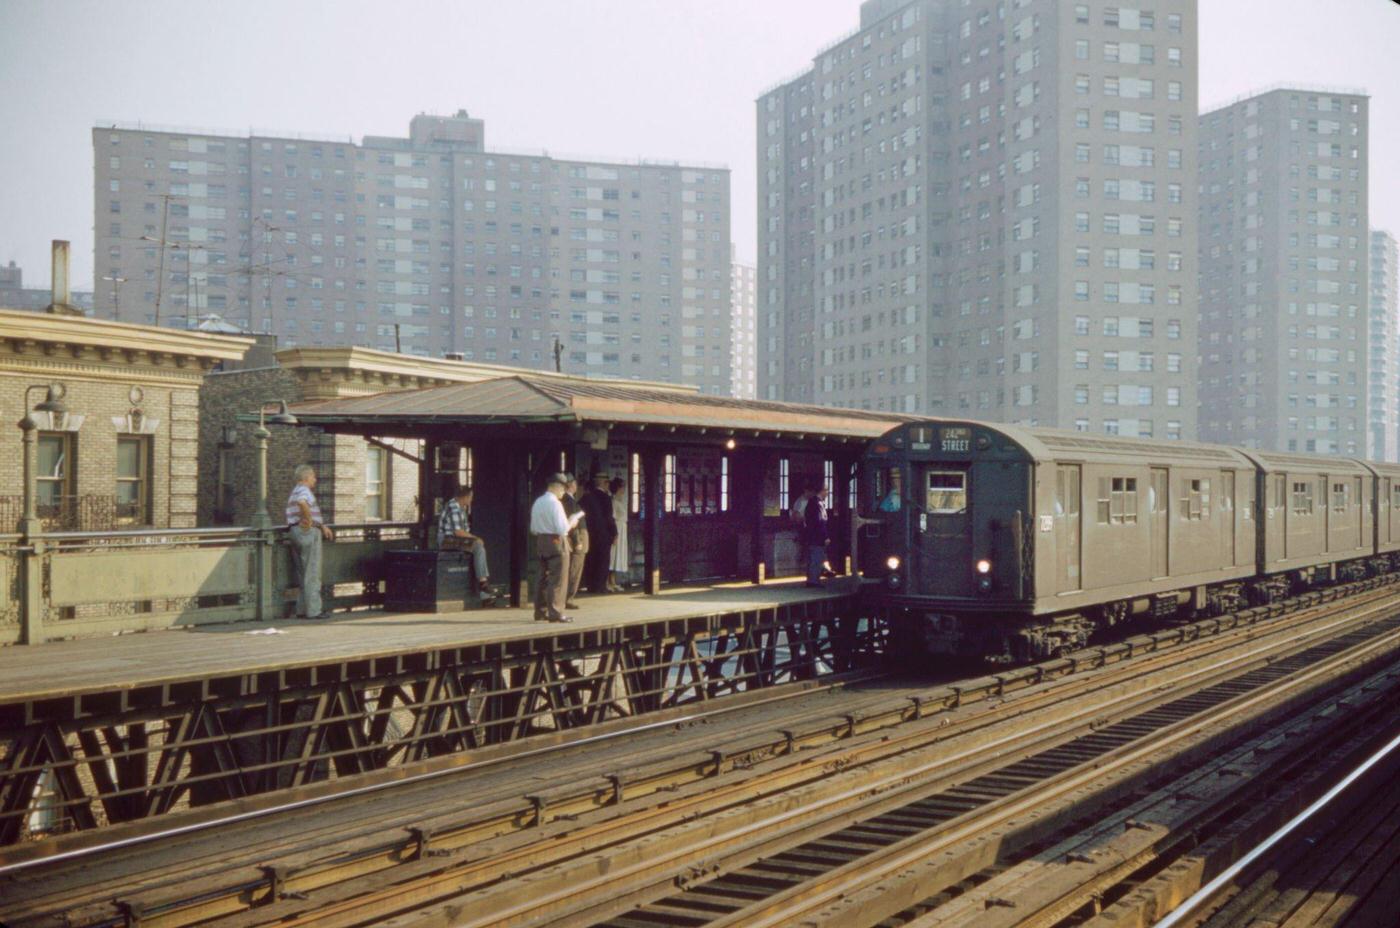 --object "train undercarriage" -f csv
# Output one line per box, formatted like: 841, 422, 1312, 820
887, 551, 1400, 664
